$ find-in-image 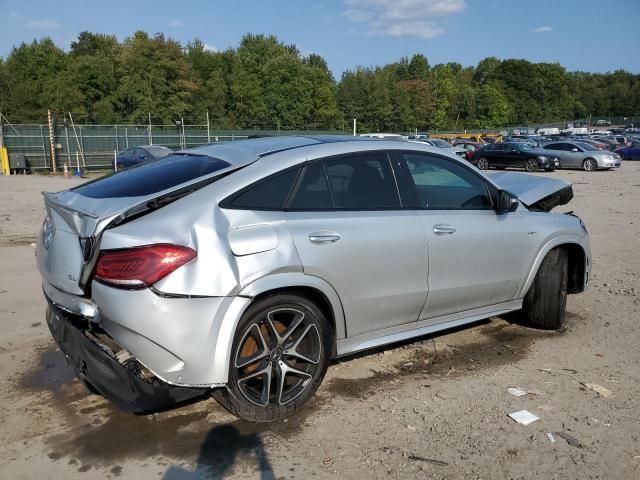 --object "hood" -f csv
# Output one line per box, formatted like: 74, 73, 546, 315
487, 172, 573, 211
